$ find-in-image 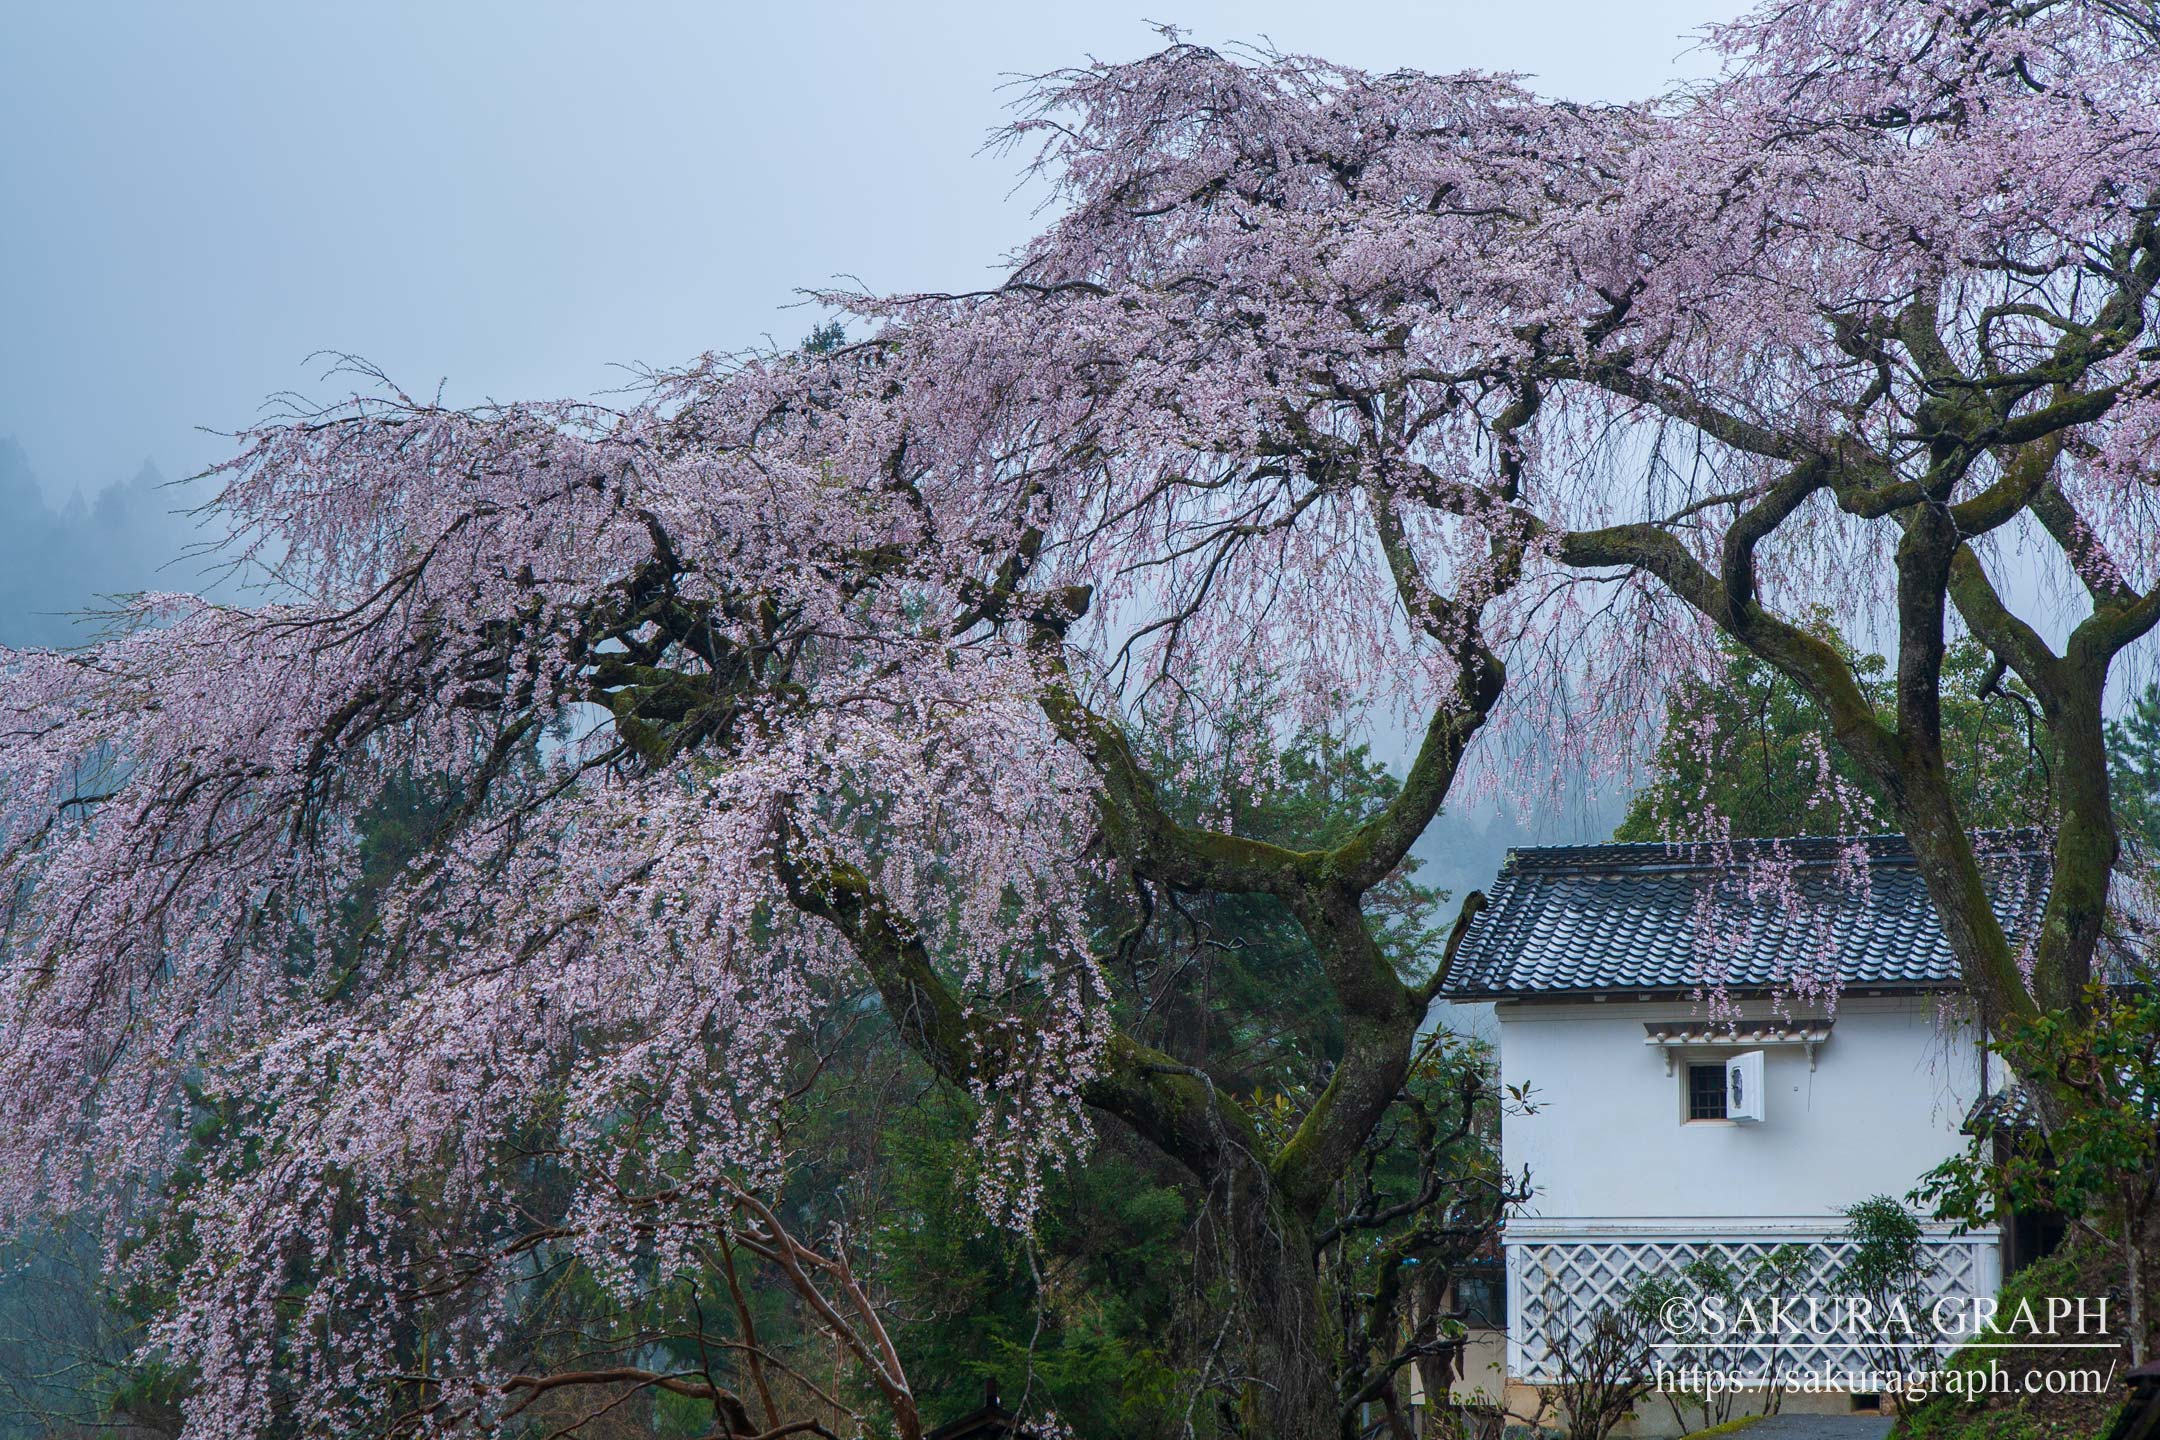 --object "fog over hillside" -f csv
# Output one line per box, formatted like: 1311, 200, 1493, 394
0, 437, 218, 649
